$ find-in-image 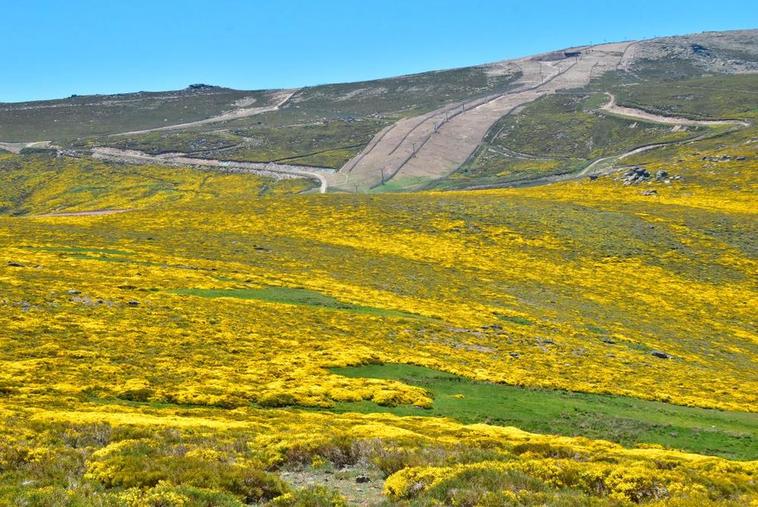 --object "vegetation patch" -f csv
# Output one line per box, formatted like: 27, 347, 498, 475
174, 287, 422, 319
330, 363, 758, 460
